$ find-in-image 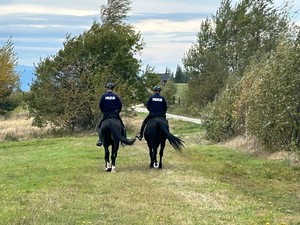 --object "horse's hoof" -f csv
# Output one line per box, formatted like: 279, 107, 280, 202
154, 162, 159, 169
111, 166, 116, 173
105, 167, 112, 172
105, 162, 111, 172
